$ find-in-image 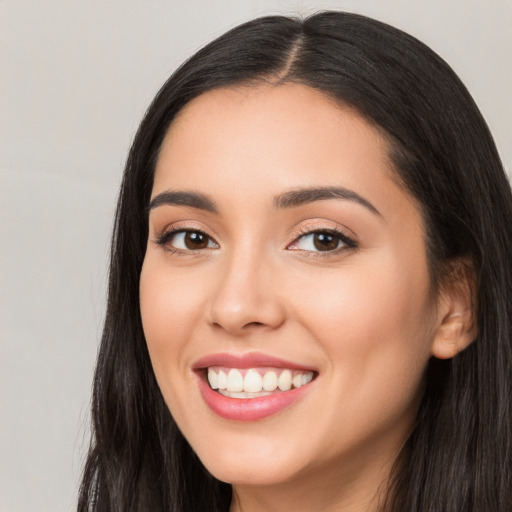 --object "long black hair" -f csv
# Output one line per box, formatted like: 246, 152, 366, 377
78, 11, 512, 512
